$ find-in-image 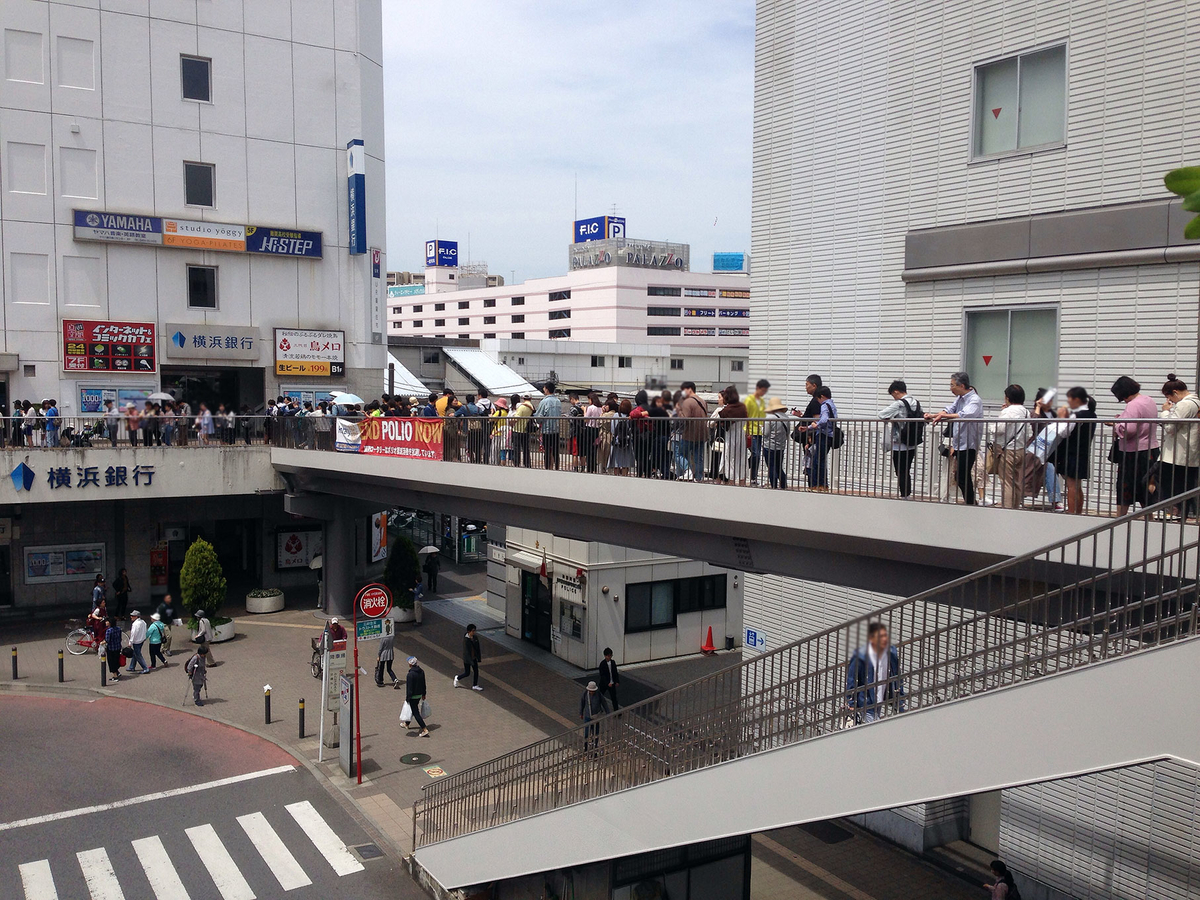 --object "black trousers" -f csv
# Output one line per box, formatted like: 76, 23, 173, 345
542, 434, 560, 469
458, 660, 479, 686
954, 449, 978, 505
409, 697, 426, 730
425, 571, 437, 591
513, 433, 532, 467
891, 449, 916, 497
375, 659, 396, 684
605, 685, 620, 711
